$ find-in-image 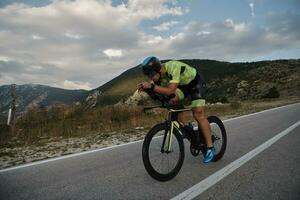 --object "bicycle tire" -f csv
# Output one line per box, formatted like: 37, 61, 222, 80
142, 122, 185, 181
207, 116, 227, 162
